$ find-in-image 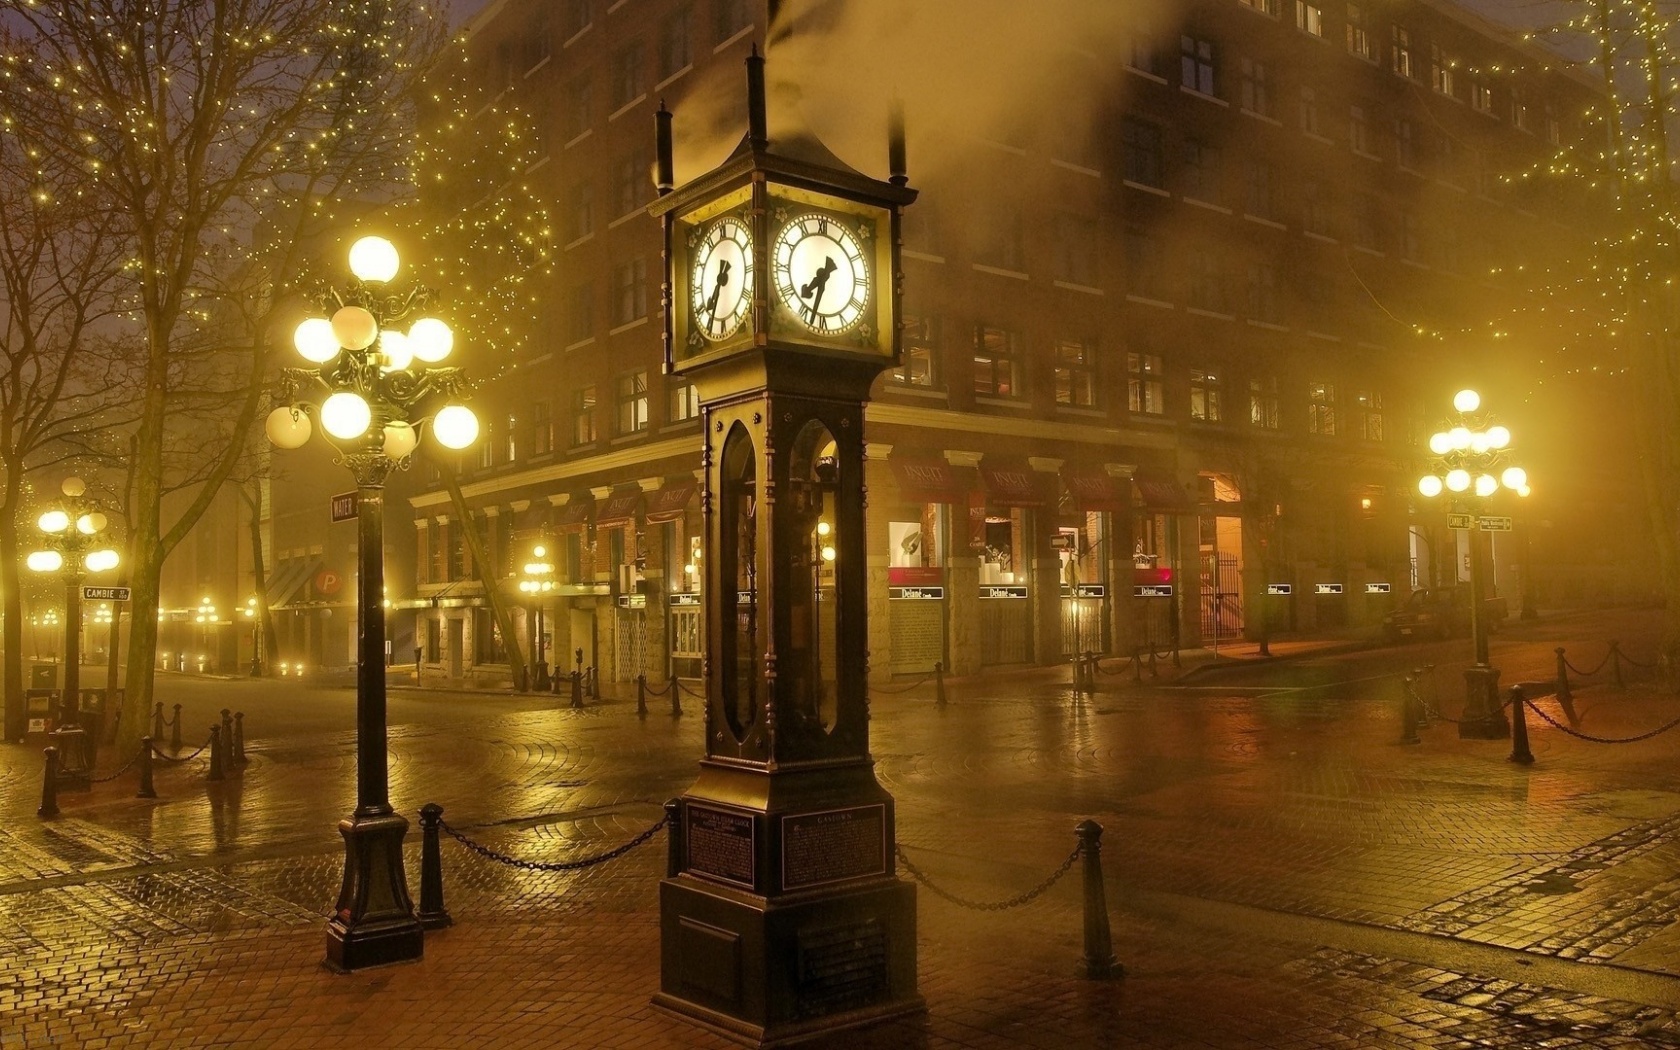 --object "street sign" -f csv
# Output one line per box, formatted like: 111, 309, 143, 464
1478, 515, 1513, 532
1266, 583, 1292, 596
980, 585, 1029, 599
330, 491, 358, 522
889, 586, 945, 601
668, 592, 701, 607
1446, 512, 1473, 530
1315, 583, 1344, 595
1365, 582, 1391, 594
1134, 584, 1174, 598
83, 586, 131, 601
